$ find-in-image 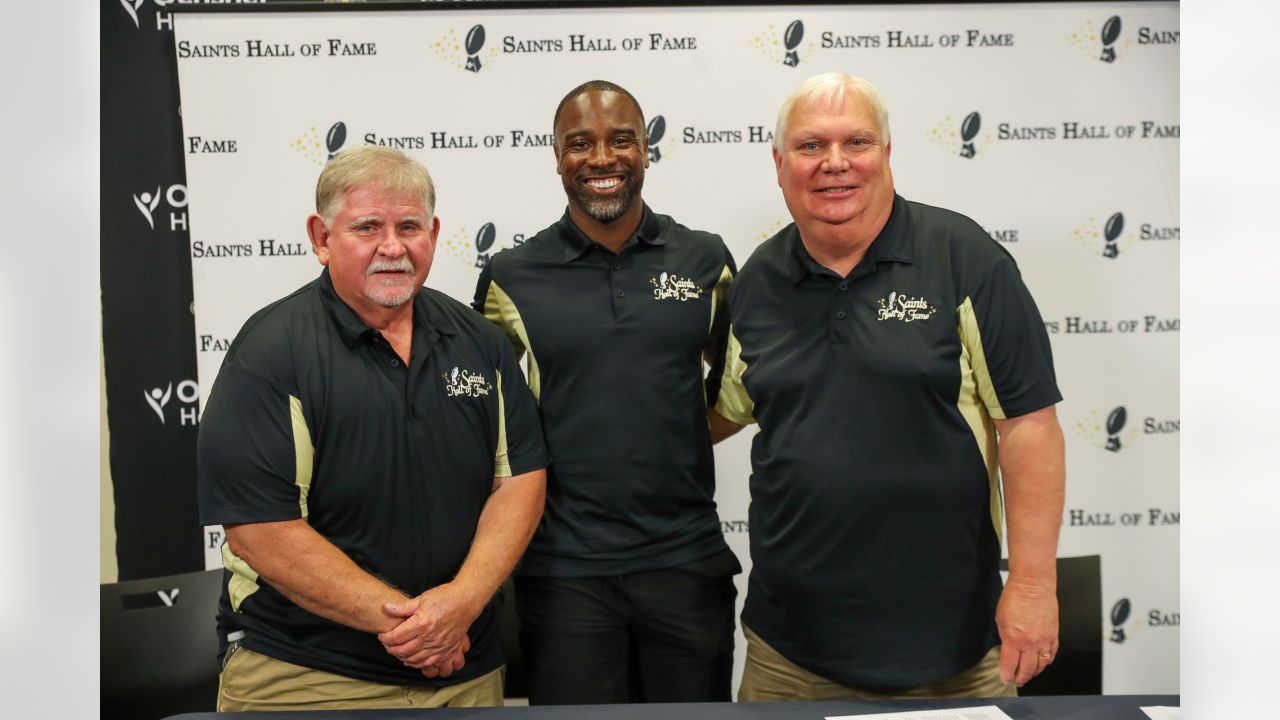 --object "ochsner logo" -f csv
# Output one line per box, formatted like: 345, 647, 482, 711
133, 183, 189, 232
292, 121, 347, 165
144, 379, 200, 426
119, 0, 145, 28
120, 0, 264, 32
